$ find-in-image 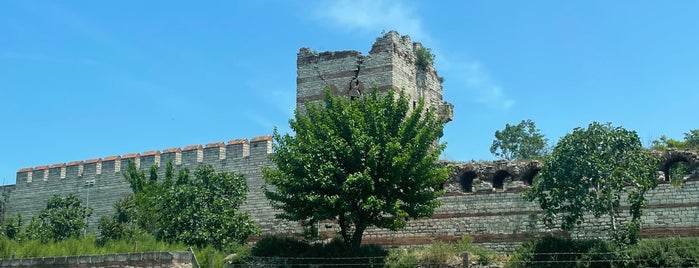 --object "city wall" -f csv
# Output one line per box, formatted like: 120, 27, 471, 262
7, 136, 295, 235
9, 141, 699, 252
